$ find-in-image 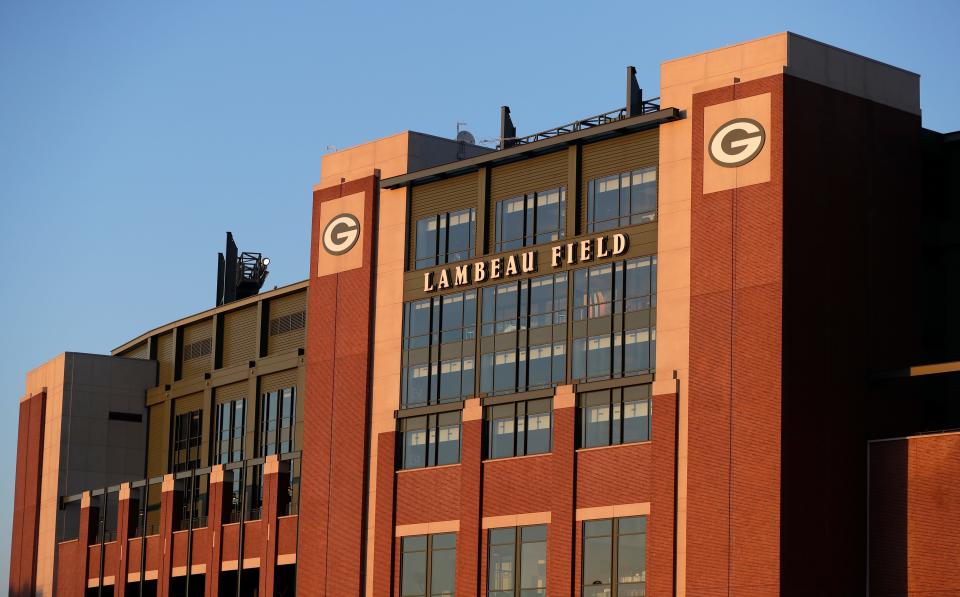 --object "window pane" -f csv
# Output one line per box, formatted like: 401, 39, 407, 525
617, 532, 646, 585
583, 536, 612, 587
497, 196, 526, 252
622, 399, 650, 443
405, 365, 430, 407
436, 423, 461, 465
630, 167, 657, 224
447, 208, 474, 263
584, 404, 611, 448
401, 550, 427, 596
591, 174, 620, 231
431, 545, 456, 596
403, 429, 427, 469
519, 537, 546, 590
525, 410, 551, 455
488, 543, 515, 591
433, 532, 457, 549
440, 293, 465, 343
586, 334, 612, 379
527, 344, 553, 389
493, 350, 517, 394
624, 328, 652, 373
534, 188, 564, 244
415, 217, 438, 270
